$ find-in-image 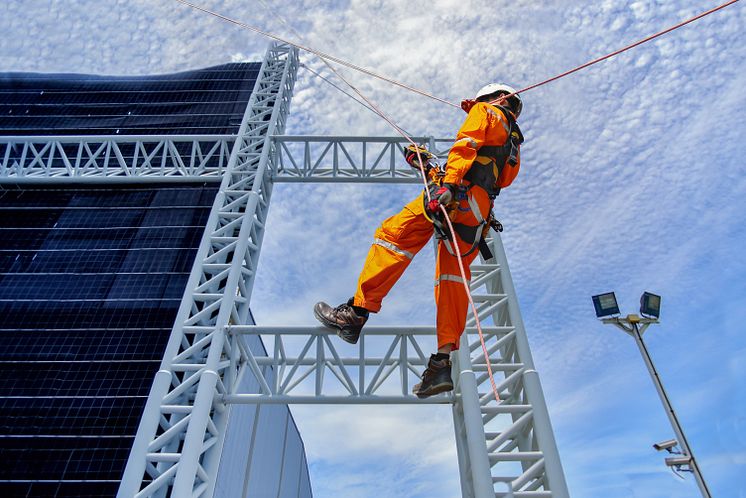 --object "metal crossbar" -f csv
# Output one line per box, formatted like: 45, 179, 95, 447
224, 324, 507, 403
273, 135, 453, 182
0, 134, 460, 184
0, 135, 233, 182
